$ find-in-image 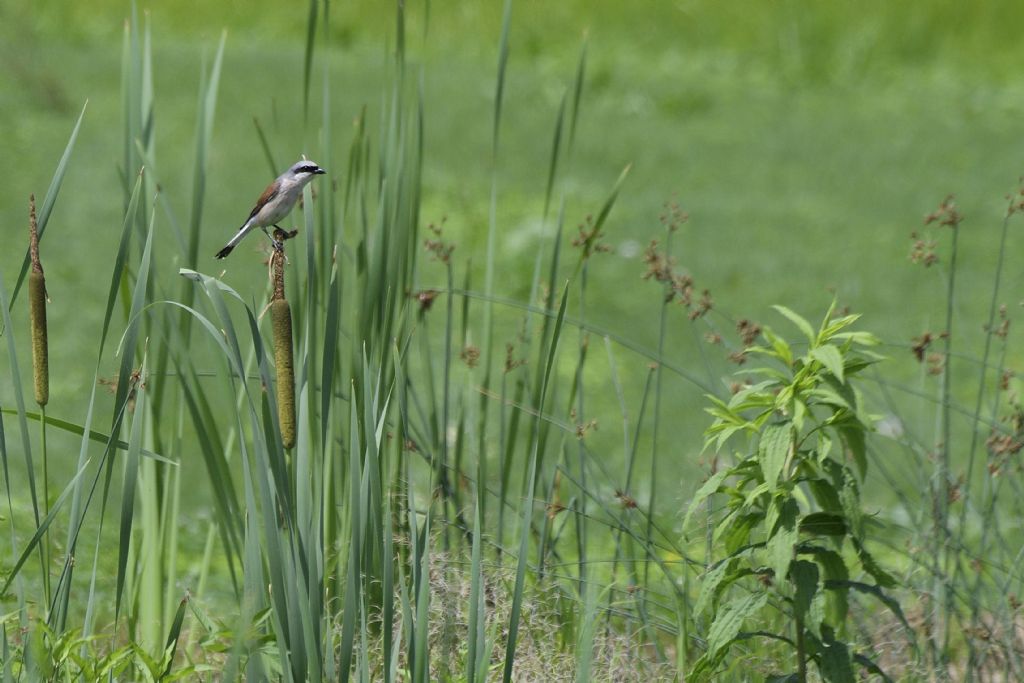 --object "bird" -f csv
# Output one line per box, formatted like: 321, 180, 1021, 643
214, 159, 326, 259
